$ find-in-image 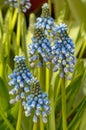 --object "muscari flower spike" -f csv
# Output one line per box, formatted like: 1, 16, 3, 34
5, 0, 31, 12
35, 3, 55, 41
28, 26, 52, 68
52, 23, 75, 79
8, 56, 34, 104
23, 78, 50, 123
